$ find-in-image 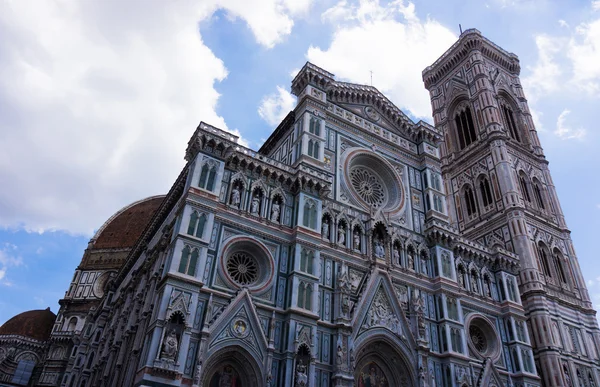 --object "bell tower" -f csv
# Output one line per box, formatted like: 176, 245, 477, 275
423, 29, 600, 386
